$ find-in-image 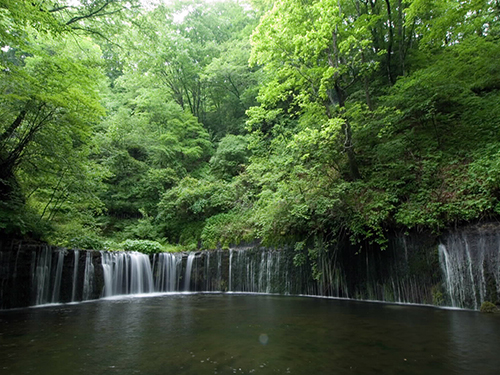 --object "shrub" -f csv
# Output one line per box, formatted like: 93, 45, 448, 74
68, 235, 106, 250
119, 239, 163, 254
201, 211, 253, 249
480, 301, 499, 314
431, 285, 444, 306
